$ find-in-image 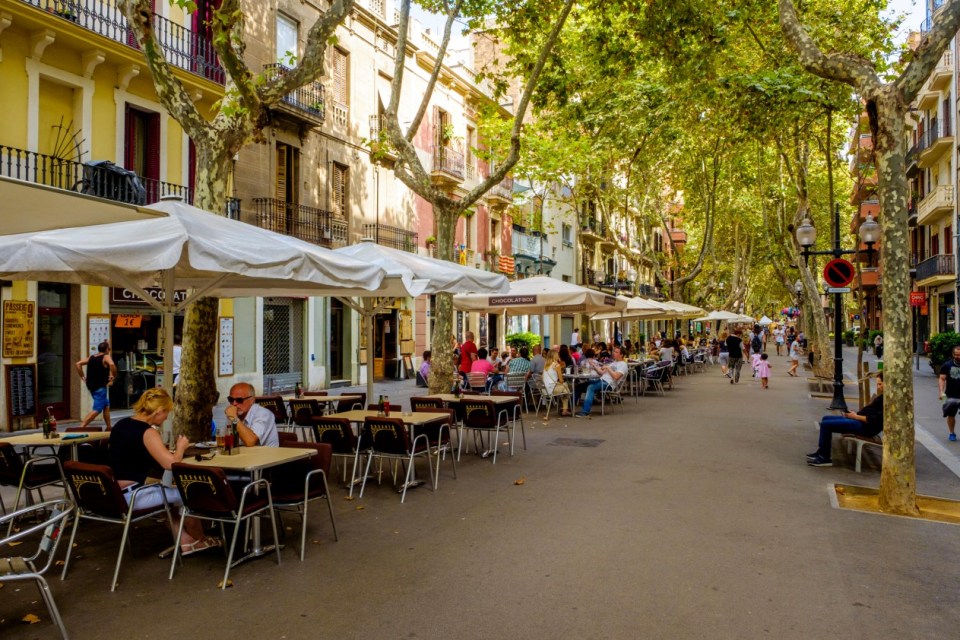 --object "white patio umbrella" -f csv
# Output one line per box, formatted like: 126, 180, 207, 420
592, 295, 668, 321
453, 275, 627, 315
758, 315, 774, 326
693, 310, 752, 323
0, 198, 400, 403
332, 239, 510, 402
